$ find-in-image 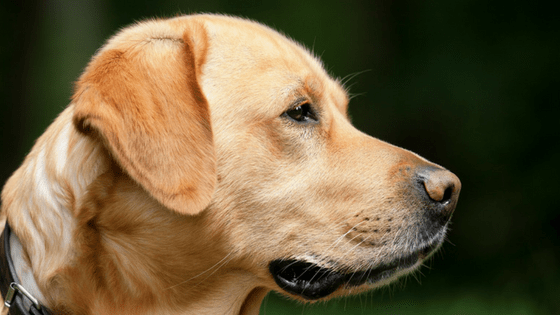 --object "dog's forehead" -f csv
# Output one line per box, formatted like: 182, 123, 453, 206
197, 15, 349, 115
203, 15, 321, 67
